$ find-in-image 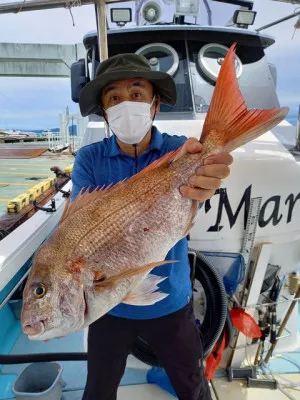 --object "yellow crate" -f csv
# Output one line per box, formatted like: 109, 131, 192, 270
7, 193, 30, 213
25, 177, 57, 202
46, 176, 57, 187
39, 177, 56, 192
64, 164, 74, 176
43, 180, 51, 191
37, 181, 46, 194
26, 185, 42, 202
39, 177, 57, 192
